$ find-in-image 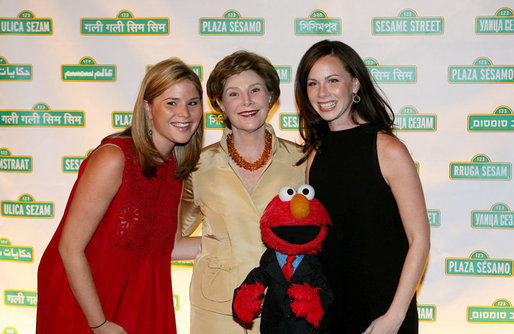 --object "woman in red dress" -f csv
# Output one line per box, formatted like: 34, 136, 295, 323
36, 58, 203, 333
